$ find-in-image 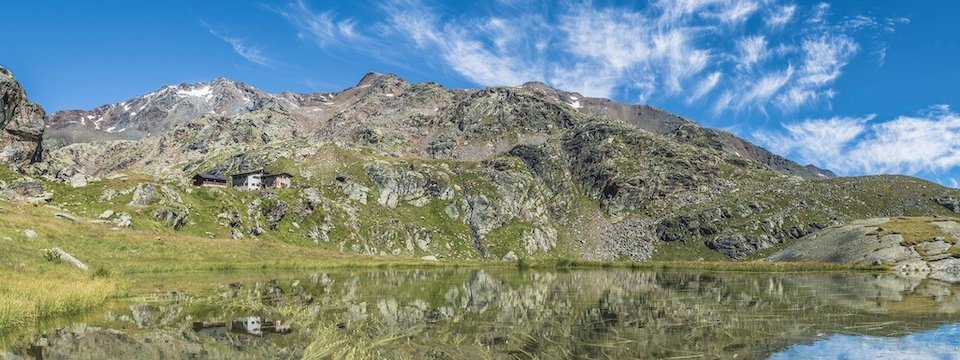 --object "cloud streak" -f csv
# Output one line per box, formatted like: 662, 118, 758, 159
205, 25, 271, 66
270, 0, 365, 48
